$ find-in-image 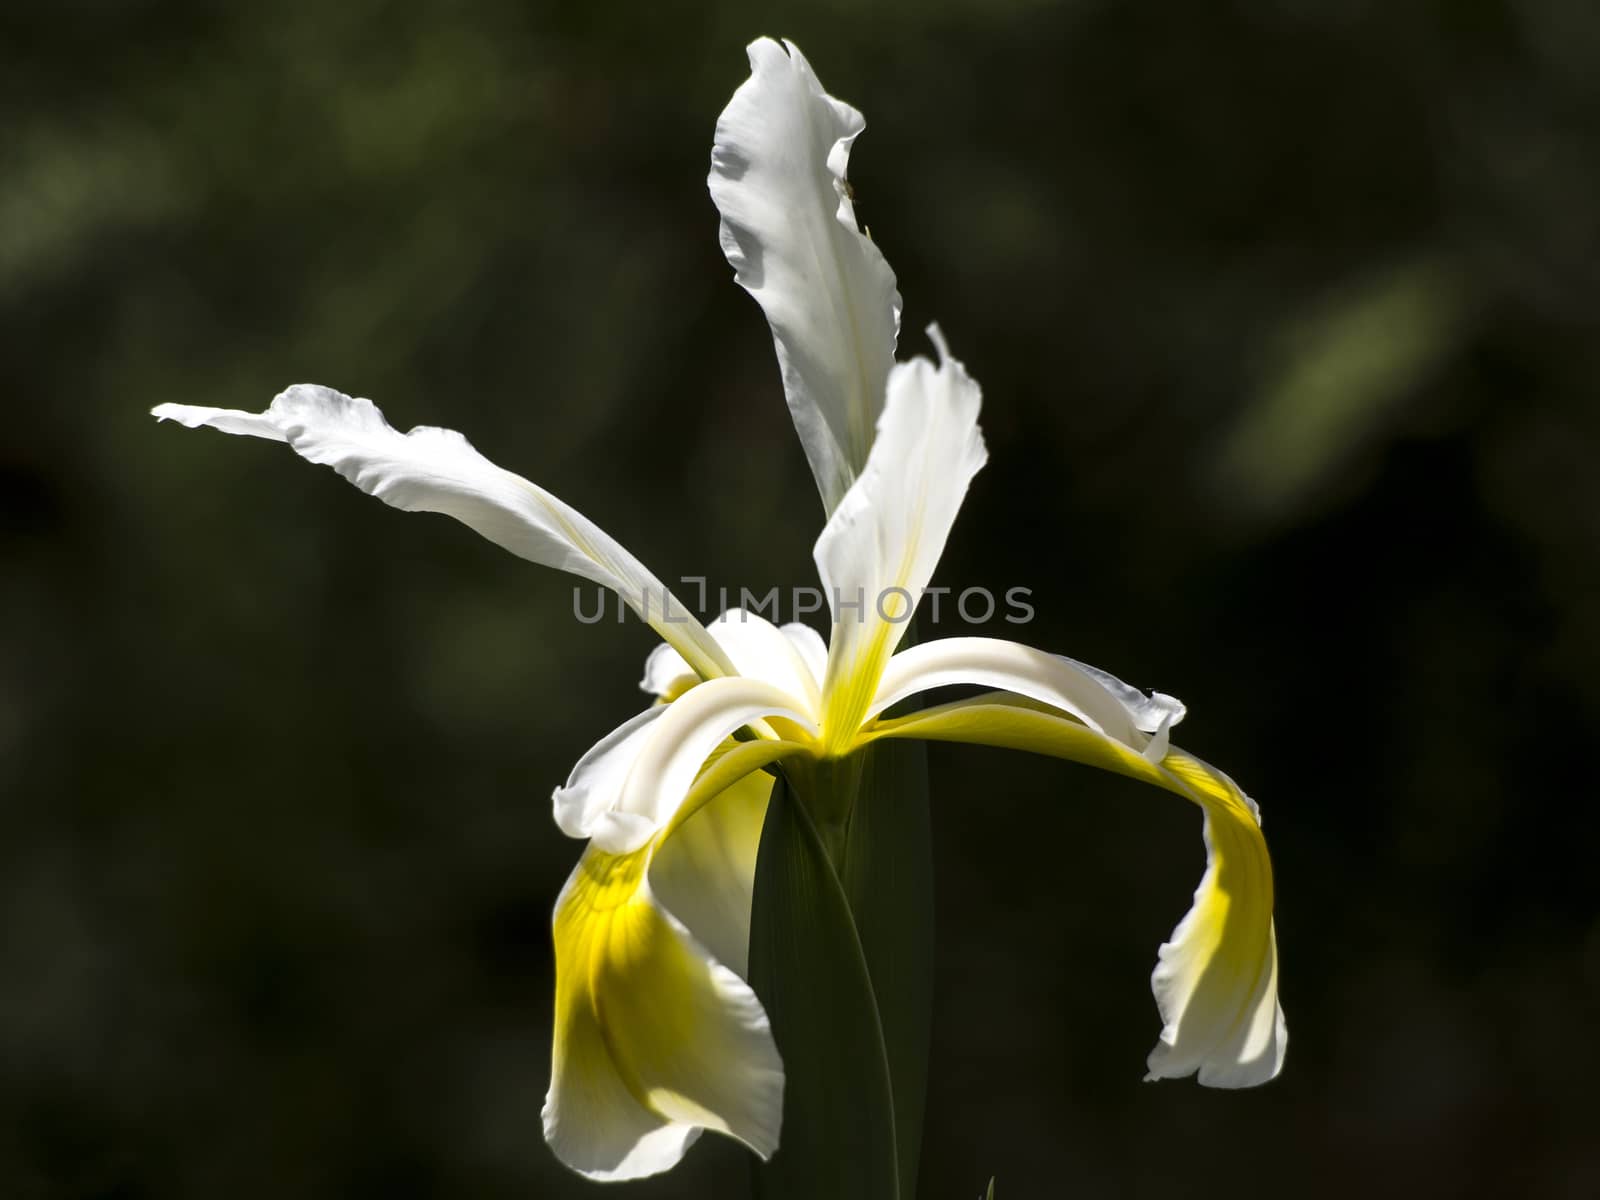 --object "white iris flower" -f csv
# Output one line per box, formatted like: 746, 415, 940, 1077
154, 37, 1285, 1184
